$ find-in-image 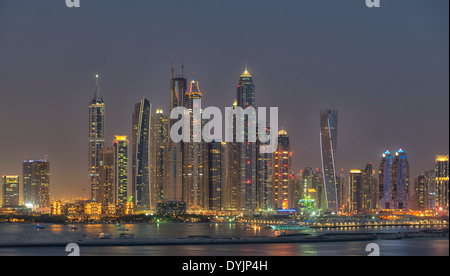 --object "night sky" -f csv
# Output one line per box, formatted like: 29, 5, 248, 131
0, 0, 448, 200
